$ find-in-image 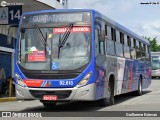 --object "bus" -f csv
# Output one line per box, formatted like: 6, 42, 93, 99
13, 9, 151, 107
151, 52, 160, 78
